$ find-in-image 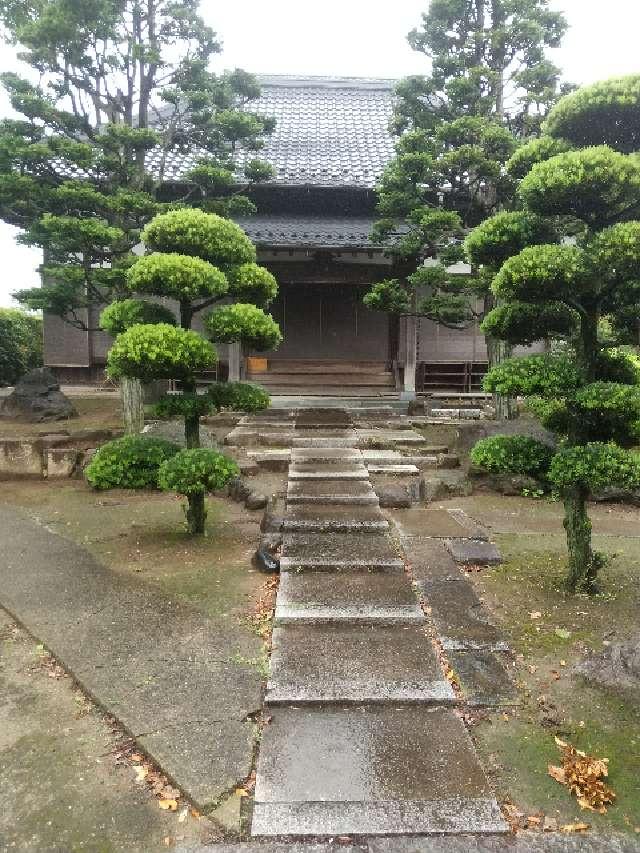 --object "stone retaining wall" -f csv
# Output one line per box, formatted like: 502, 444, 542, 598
0, 430, 119, 480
